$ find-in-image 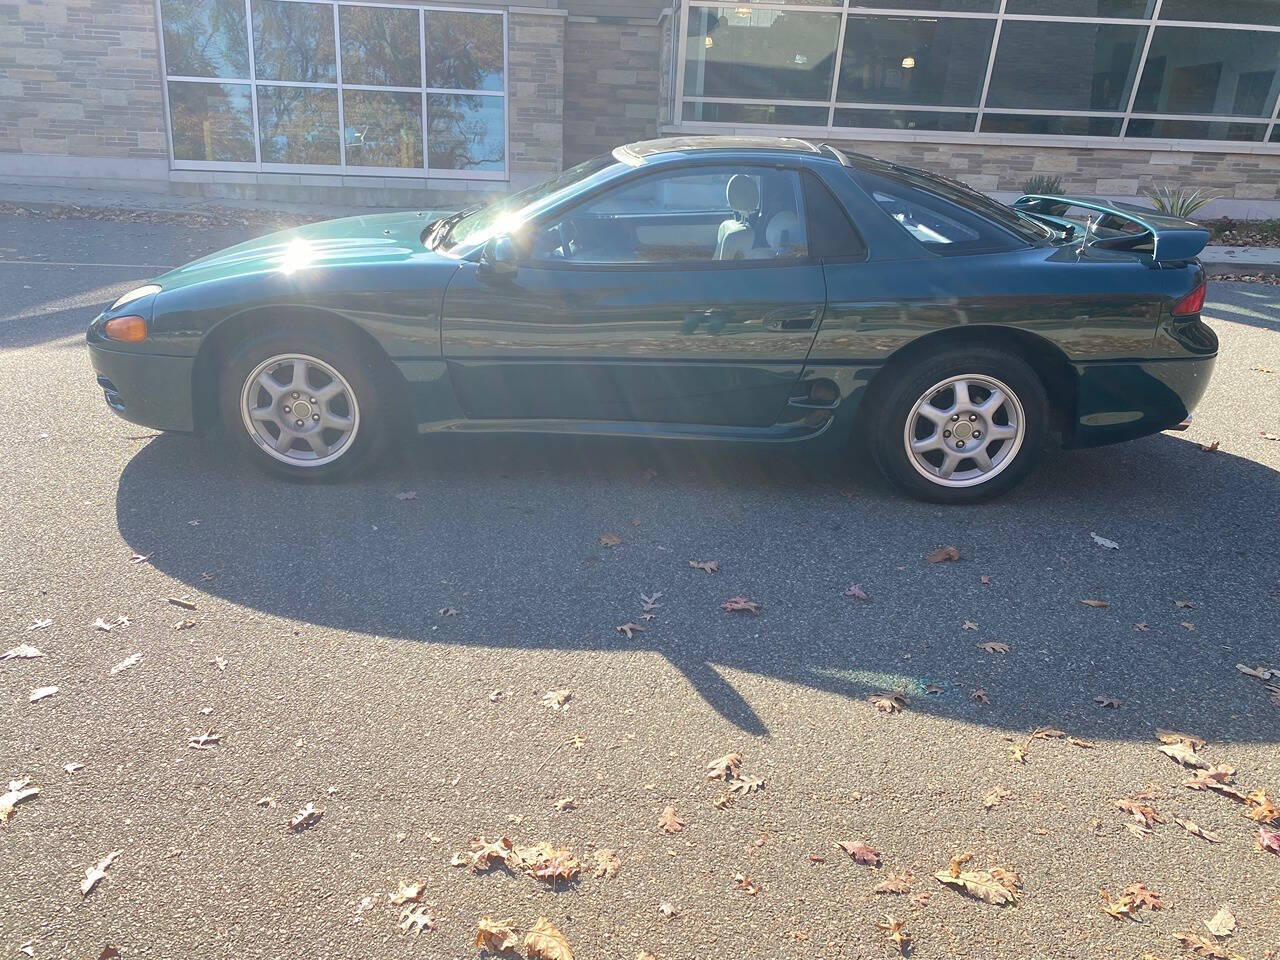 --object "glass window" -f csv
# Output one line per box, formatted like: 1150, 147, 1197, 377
251, 0, 336, 83
530, 167, 809, 264
682, 102, 830, 125
833, 108, 976, 131
344, 90, 423, 168
981, 114, 1123, 136
1006, 0, 1154, 15
427, 94, 504, 170
837, 16, 996, 108
684, 7, 841, 102
425, 11, 504, 91
167, 81, 255, 161
986, 21, 1144, 111
803, 171, 866, 260
1160, 0, 1280, 26
833, 0, 997, 9
1134, 27, 1280, 118
339, 5, 420, 88
160, 0, 250, 79
257, 86, 340, 164
1126, 118, 1267, 141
